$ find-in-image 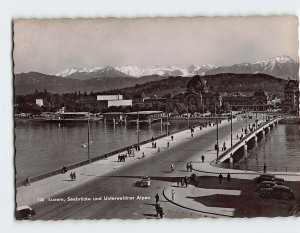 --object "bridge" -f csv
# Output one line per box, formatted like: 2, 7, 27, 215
218, 117, 280, 164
